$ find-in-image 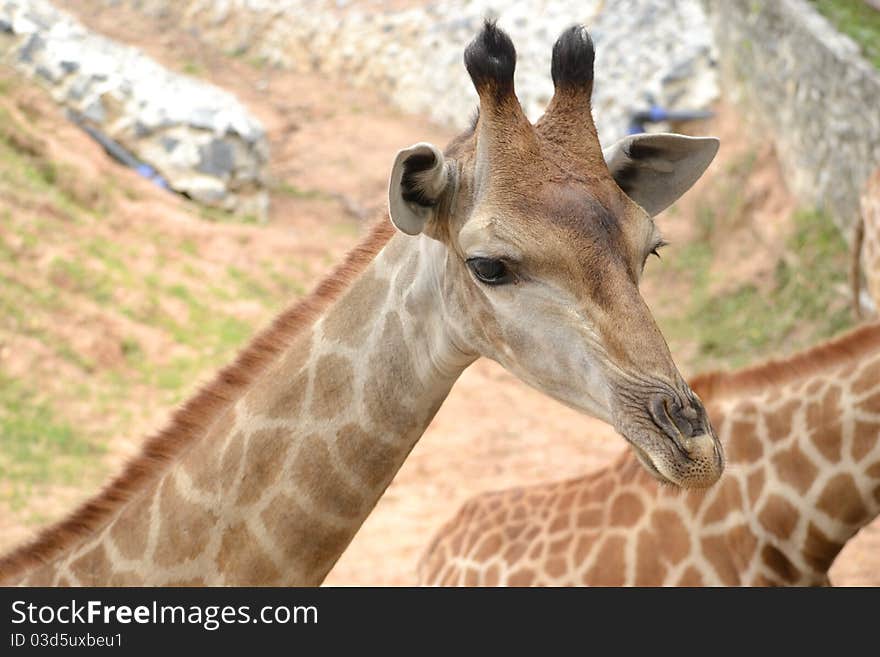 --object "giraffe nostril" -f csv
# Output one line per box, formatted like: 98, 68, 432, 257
648, 394, 706, 456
